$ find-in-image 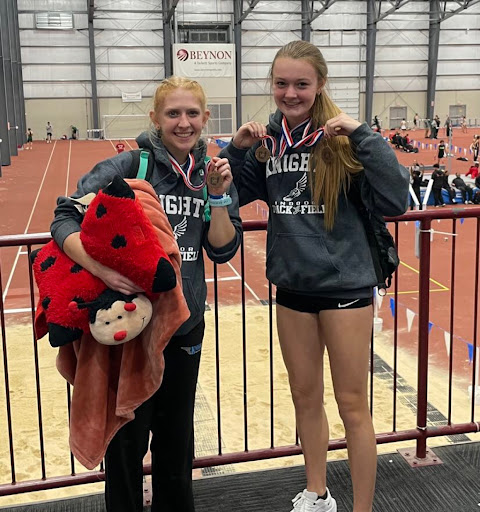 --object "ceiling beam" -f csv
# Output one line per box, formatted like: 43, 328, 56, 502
310, 0, 337, 23
376, 0, 413, 22
440, 0, 480, 21
88, 0, 94, 23
163, 0, 180, 24
238, 0, 261, 23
